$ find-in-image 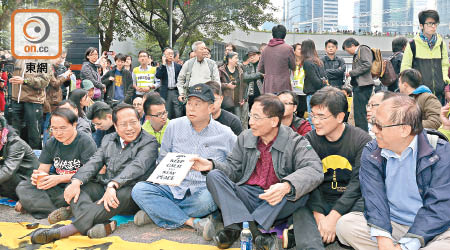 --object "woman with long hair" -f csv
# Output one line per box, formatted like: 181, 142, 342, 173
292, 43, 308, 118
124, 55, 132, 72
69, 89, 91, 119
